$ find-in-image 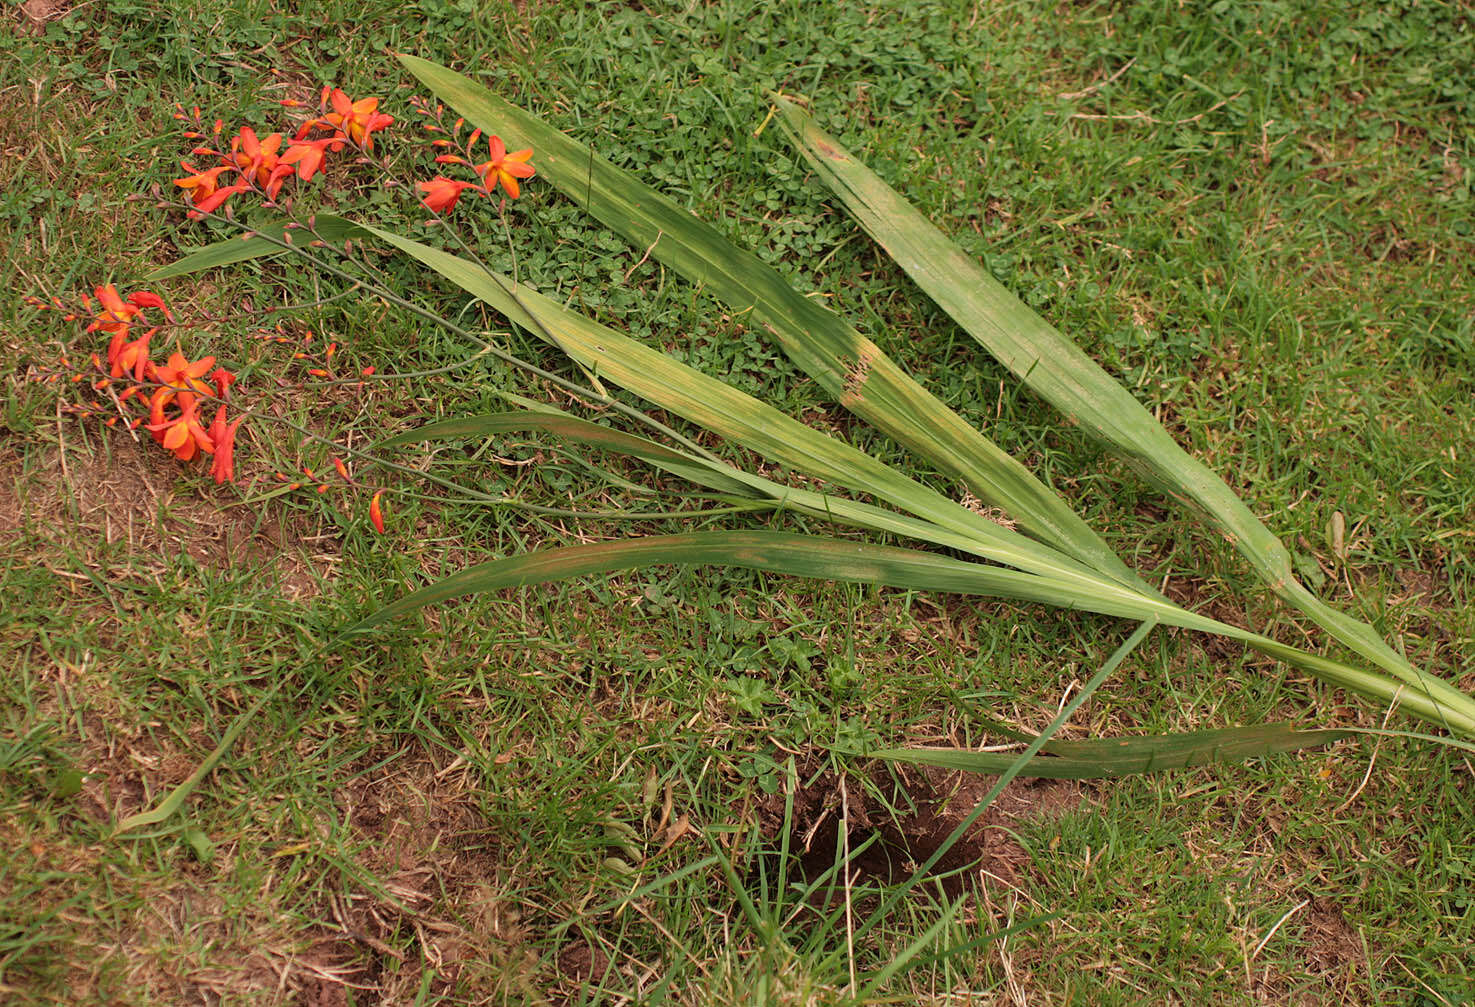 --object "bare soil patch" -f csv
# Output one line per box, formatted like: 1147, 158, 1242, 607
0, 437, 327, 598
265, 745, 518, 1004
758, 761, 1084, 898
1302, 895, 1367, 995
14, 0, 71, 35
